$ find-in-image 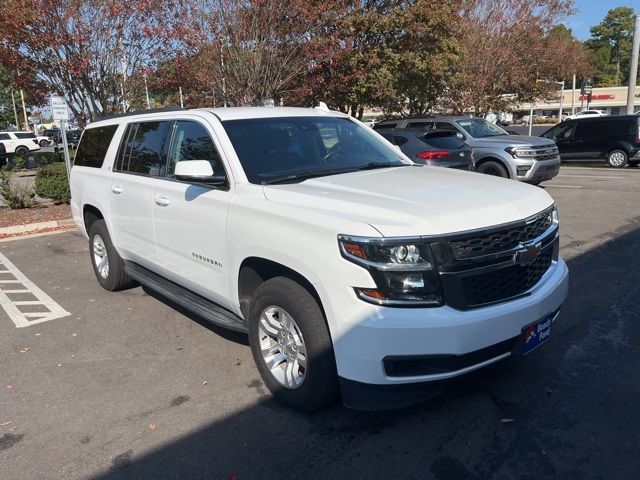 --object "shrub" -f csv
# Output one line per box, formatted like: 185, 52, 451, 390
0, 170, 35, 209
12, 155, 27, 170
34, 152, 62, 167
35, 162, 70, 203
